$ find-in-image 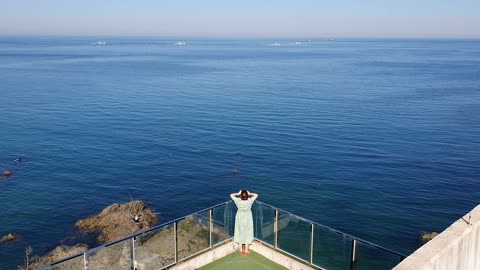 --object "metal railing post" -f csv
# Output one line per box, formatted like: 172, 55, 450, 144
274, 209, 279, 249
350, 239, 357, 270
310, 223, 314, 265
174, 222, 178, 263
83, 252, 88, 270
209, 208, 213, 248
131, 237, 136, 270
